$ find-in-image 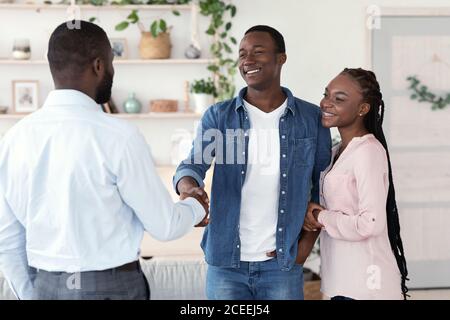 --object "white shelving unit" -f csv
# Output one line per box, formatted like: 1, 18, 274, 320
0, 3, 192, 11
0, 3, 212, 115
0, 3, 212, 166
0, 59, 213, 65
